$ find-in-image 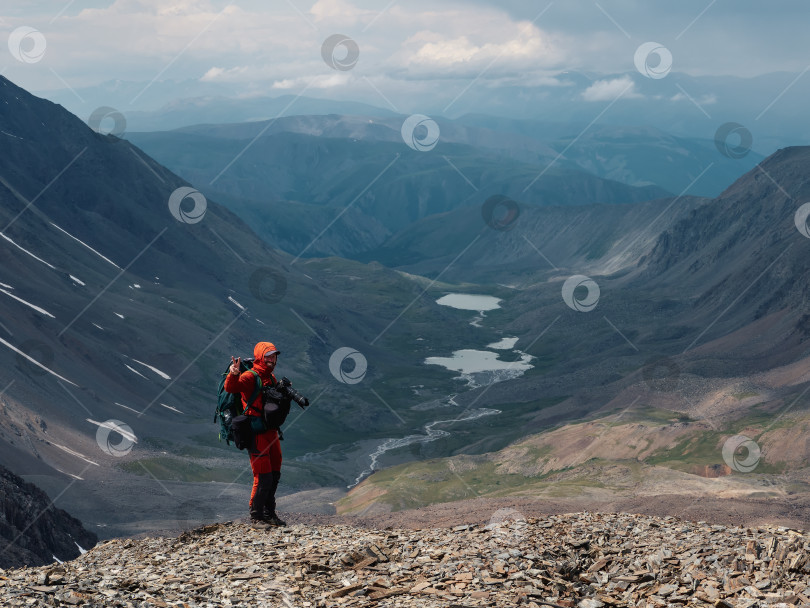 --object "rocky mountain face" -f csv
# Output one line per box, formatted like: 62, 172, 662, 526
0, 463, 96, 569
0, 513, 808, 606
635, 146, 810, 354
361, 194, 709, 281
